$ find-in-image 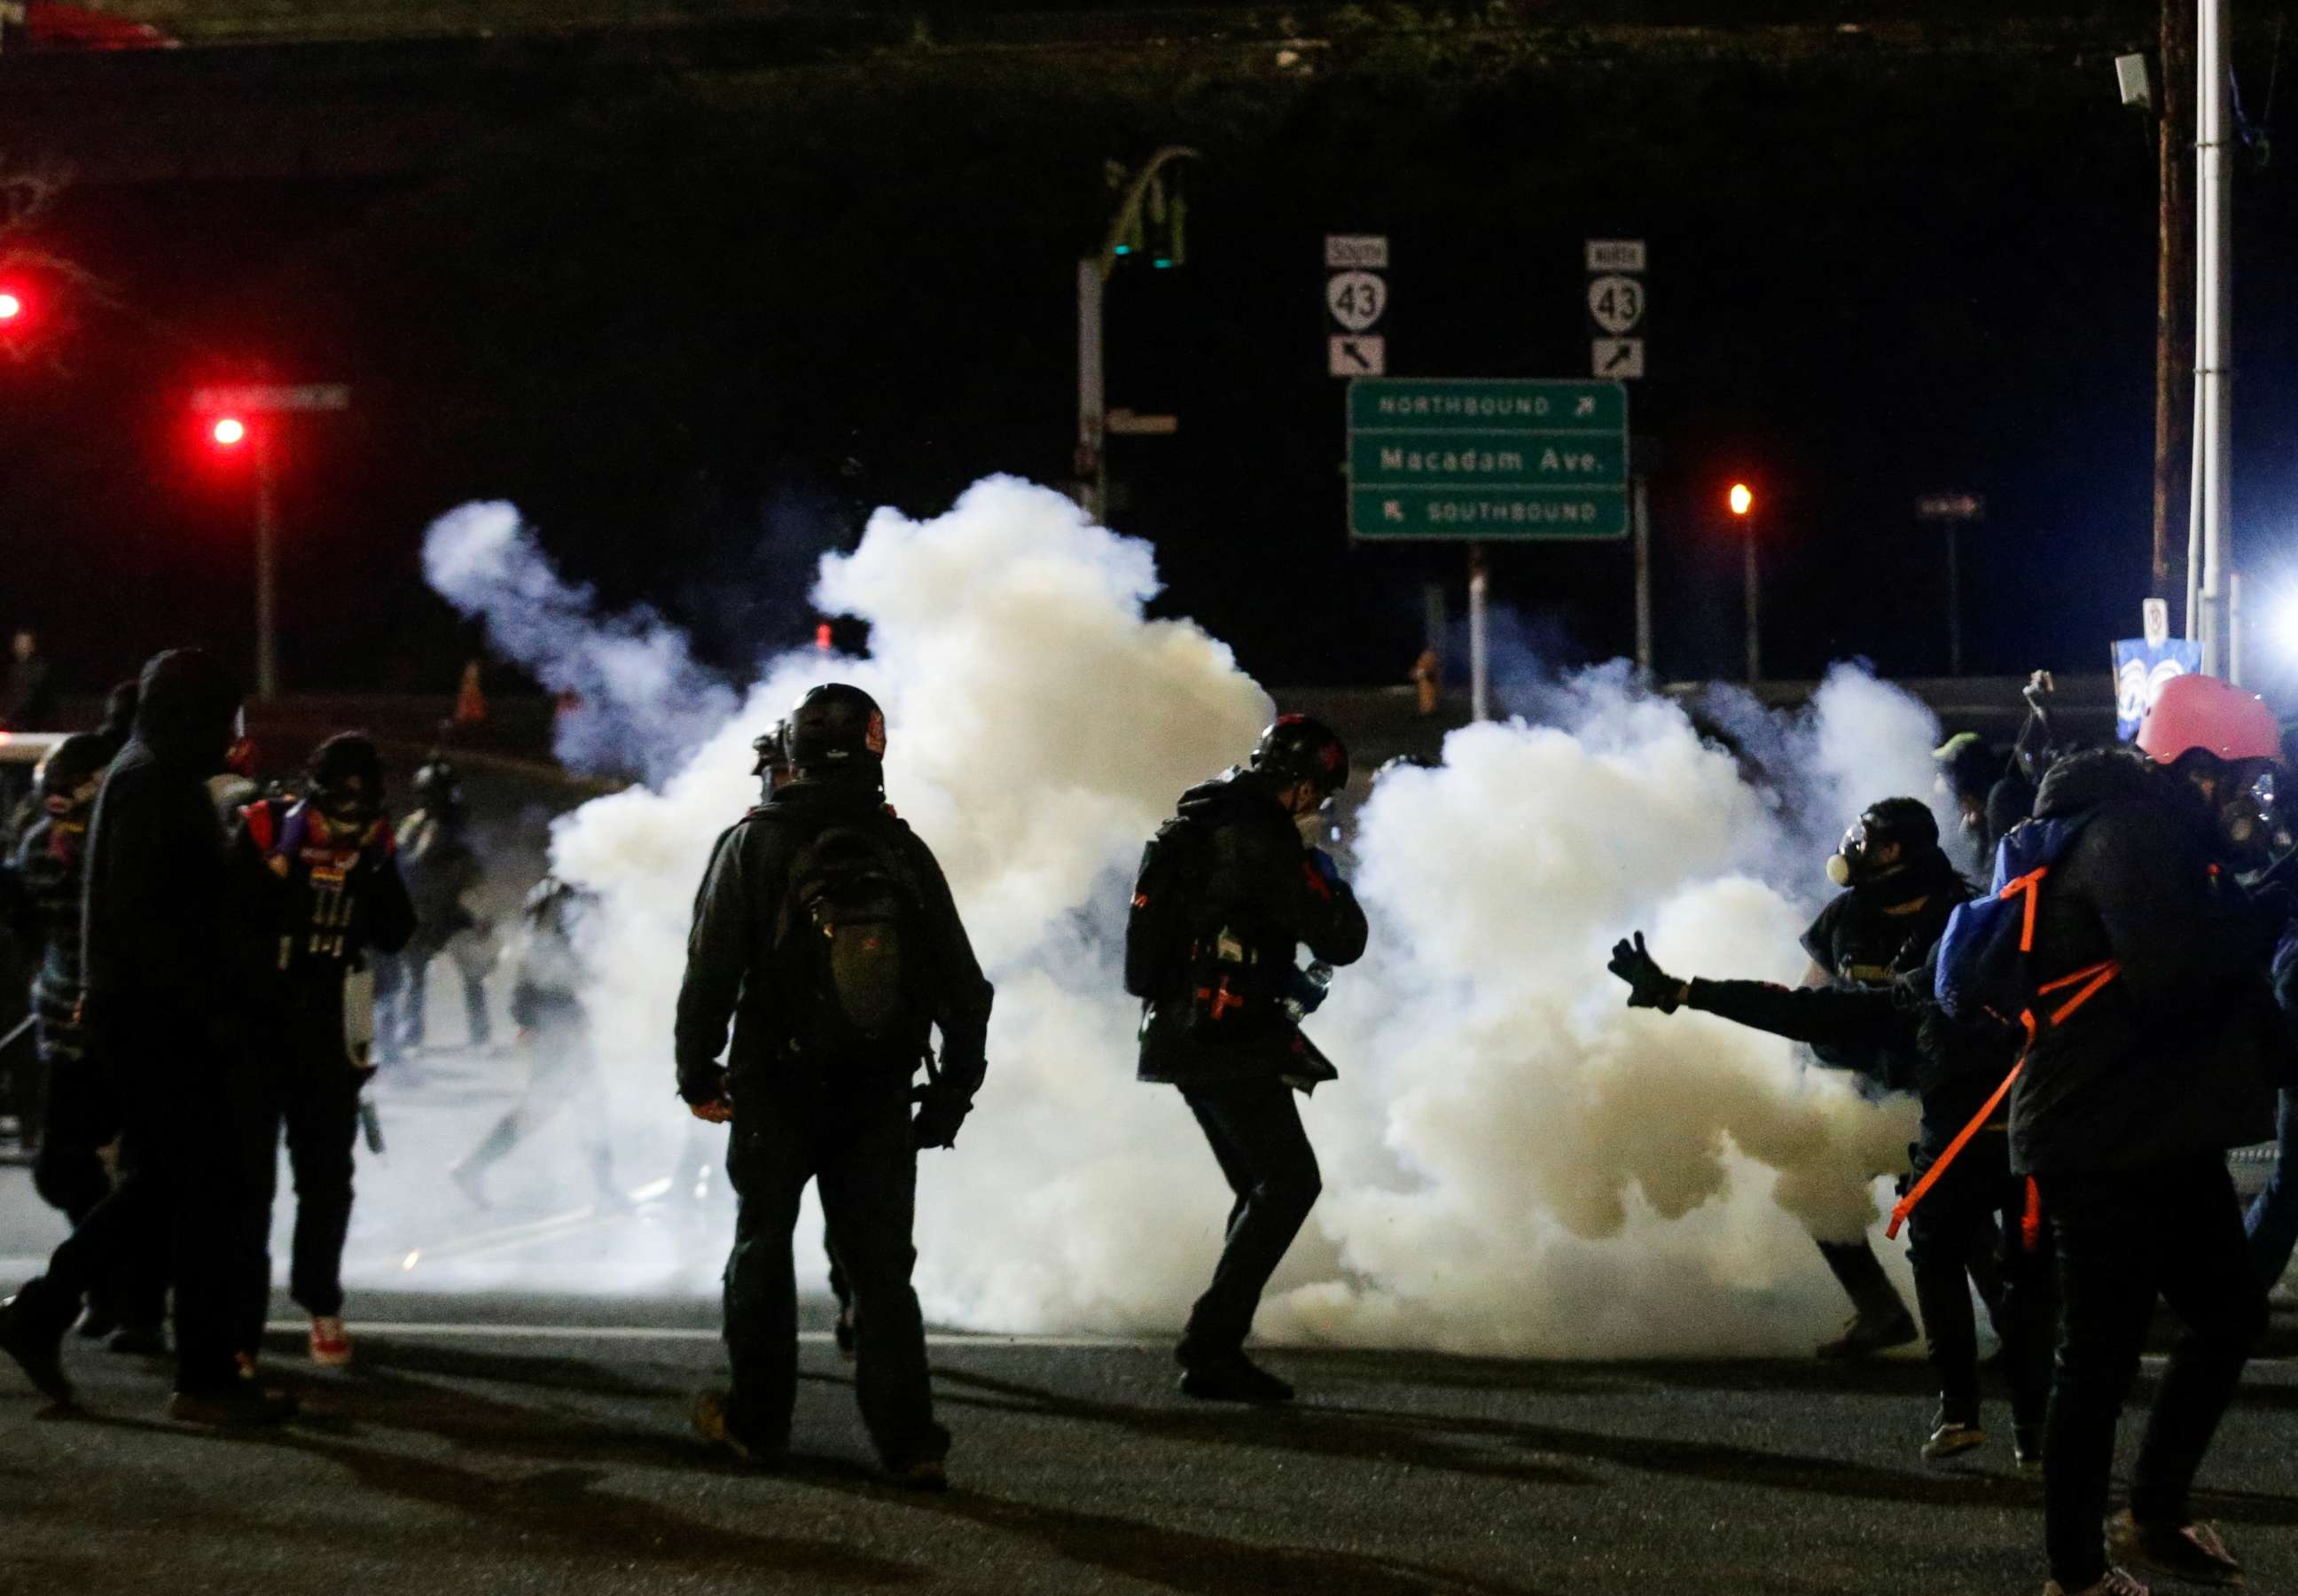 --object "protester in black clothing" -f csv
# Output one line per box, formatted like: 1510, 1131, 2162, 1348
450, 877, 623, 1211
2010, 677, 2289, 1596
1134, 714, 1369, 1404
238, 733, 415, 1370
1933, 732, 2001, 875
676, 684, 992, 1487
90, 679, 138, 763
381, 759, 490, 1056
1609, 807, 2055, 1467
0, 648, 293, 1424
